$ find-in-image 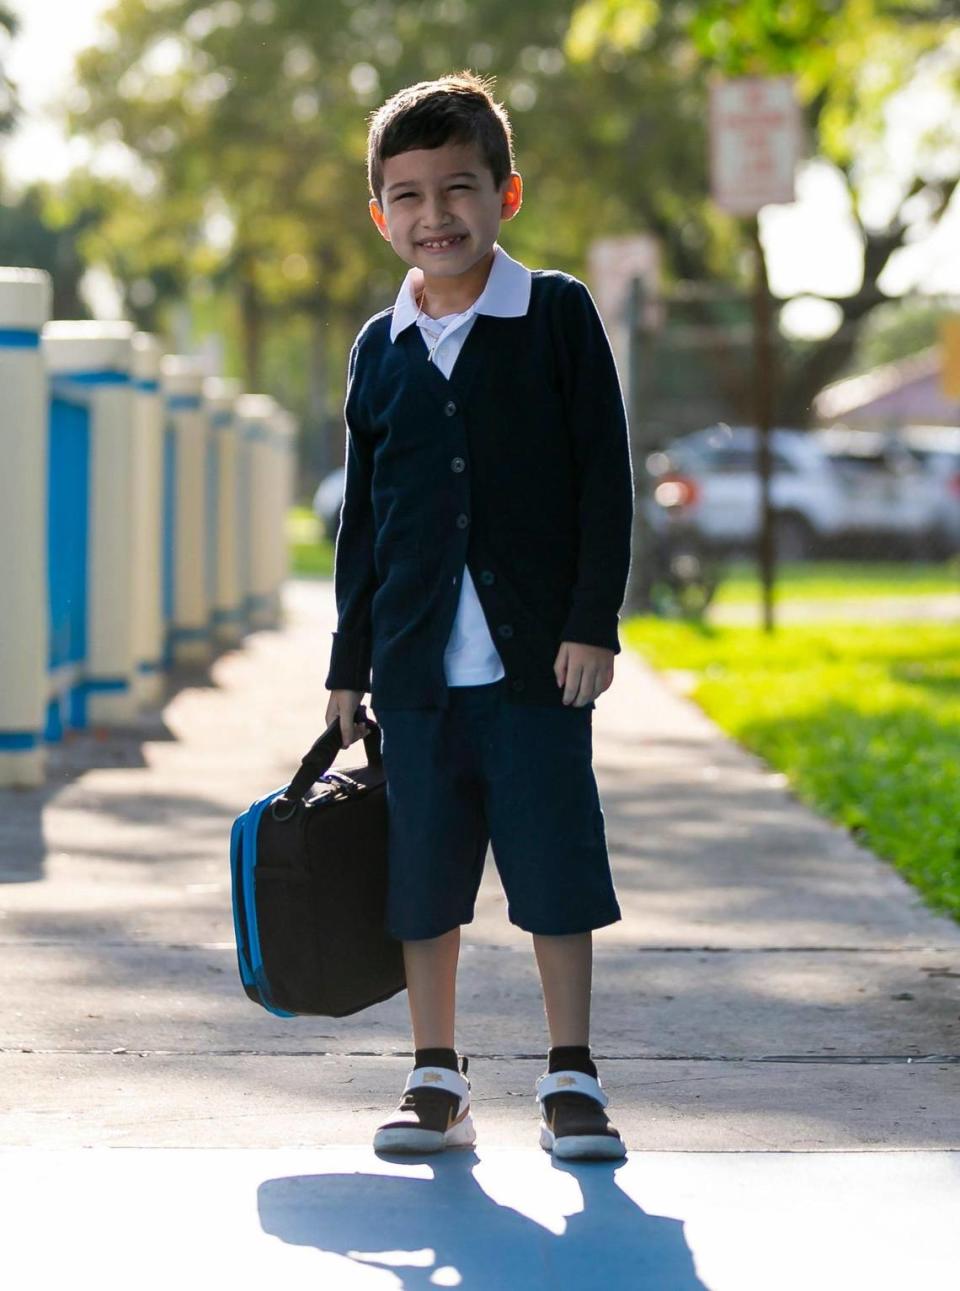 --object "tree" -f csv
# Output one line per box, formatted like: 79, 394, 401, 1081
0, 182, 93, 319
0, 4, 20, 137
62, 0, 644, 466
565, 0, 960, 420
